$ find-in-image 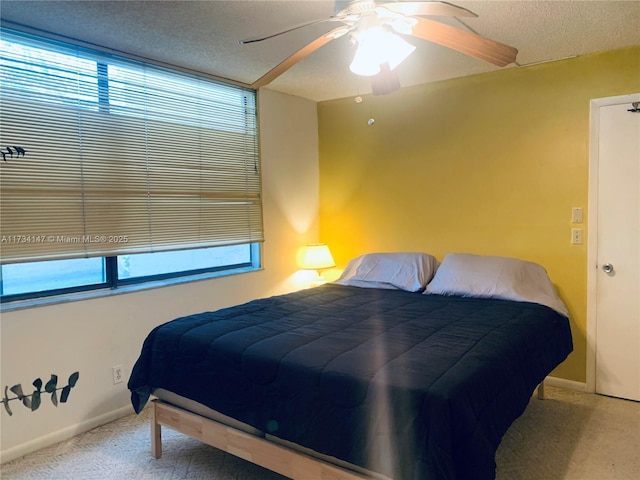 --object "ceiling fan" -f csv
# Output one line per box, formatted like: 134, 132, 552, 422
241, 0, 518, 95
